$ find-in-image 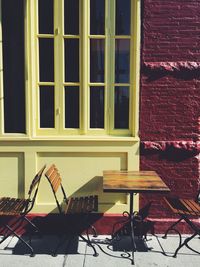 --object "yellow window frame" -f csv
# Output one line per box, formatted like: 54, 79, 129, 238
28, 0, 140, 138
